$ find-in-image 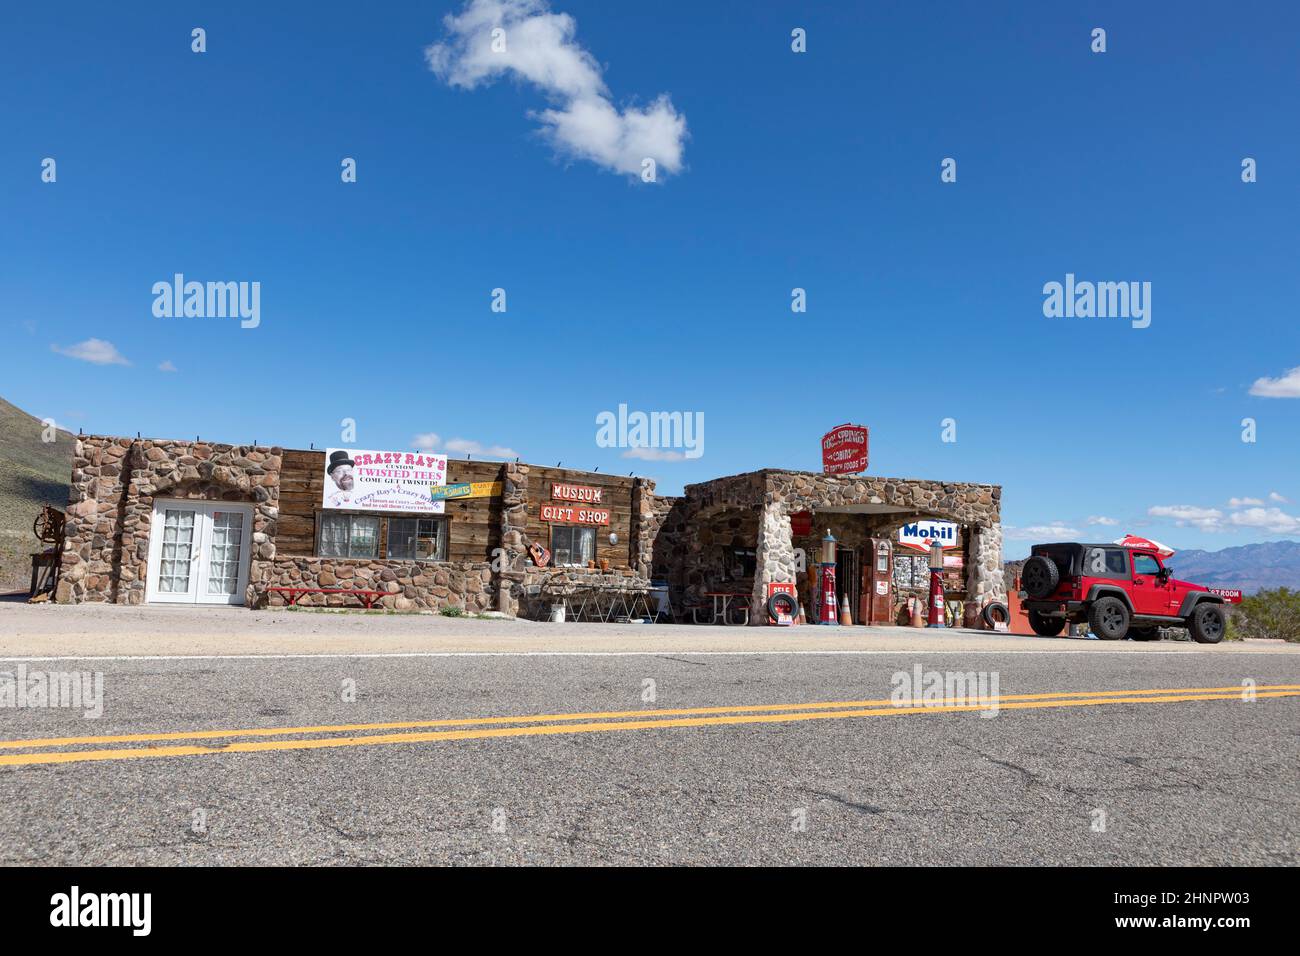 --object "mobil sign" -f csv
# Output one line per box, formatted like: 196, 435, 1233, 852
821, 423, 868, 475
898, 519, 959, 552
